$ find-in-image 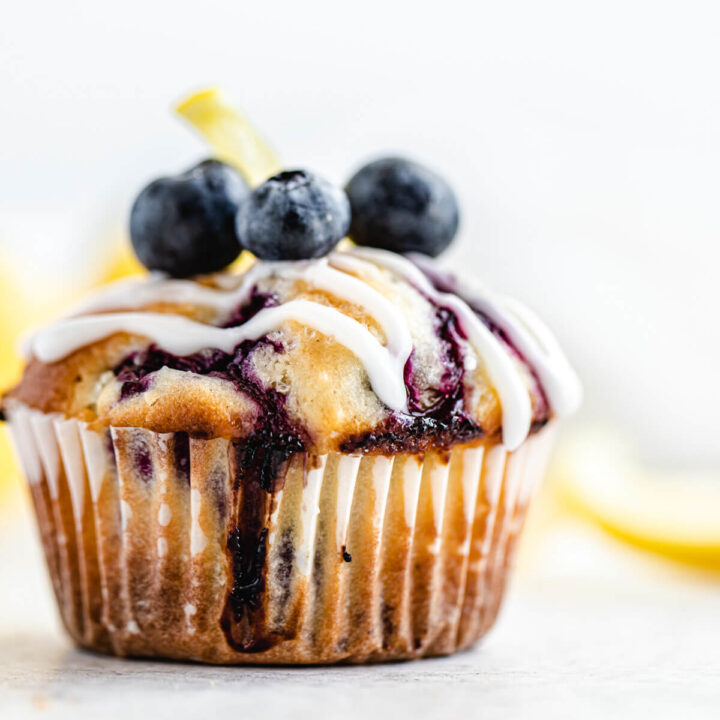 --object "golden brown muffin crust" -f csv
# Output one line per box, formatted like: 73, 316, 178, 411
3, 257, 550, 454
